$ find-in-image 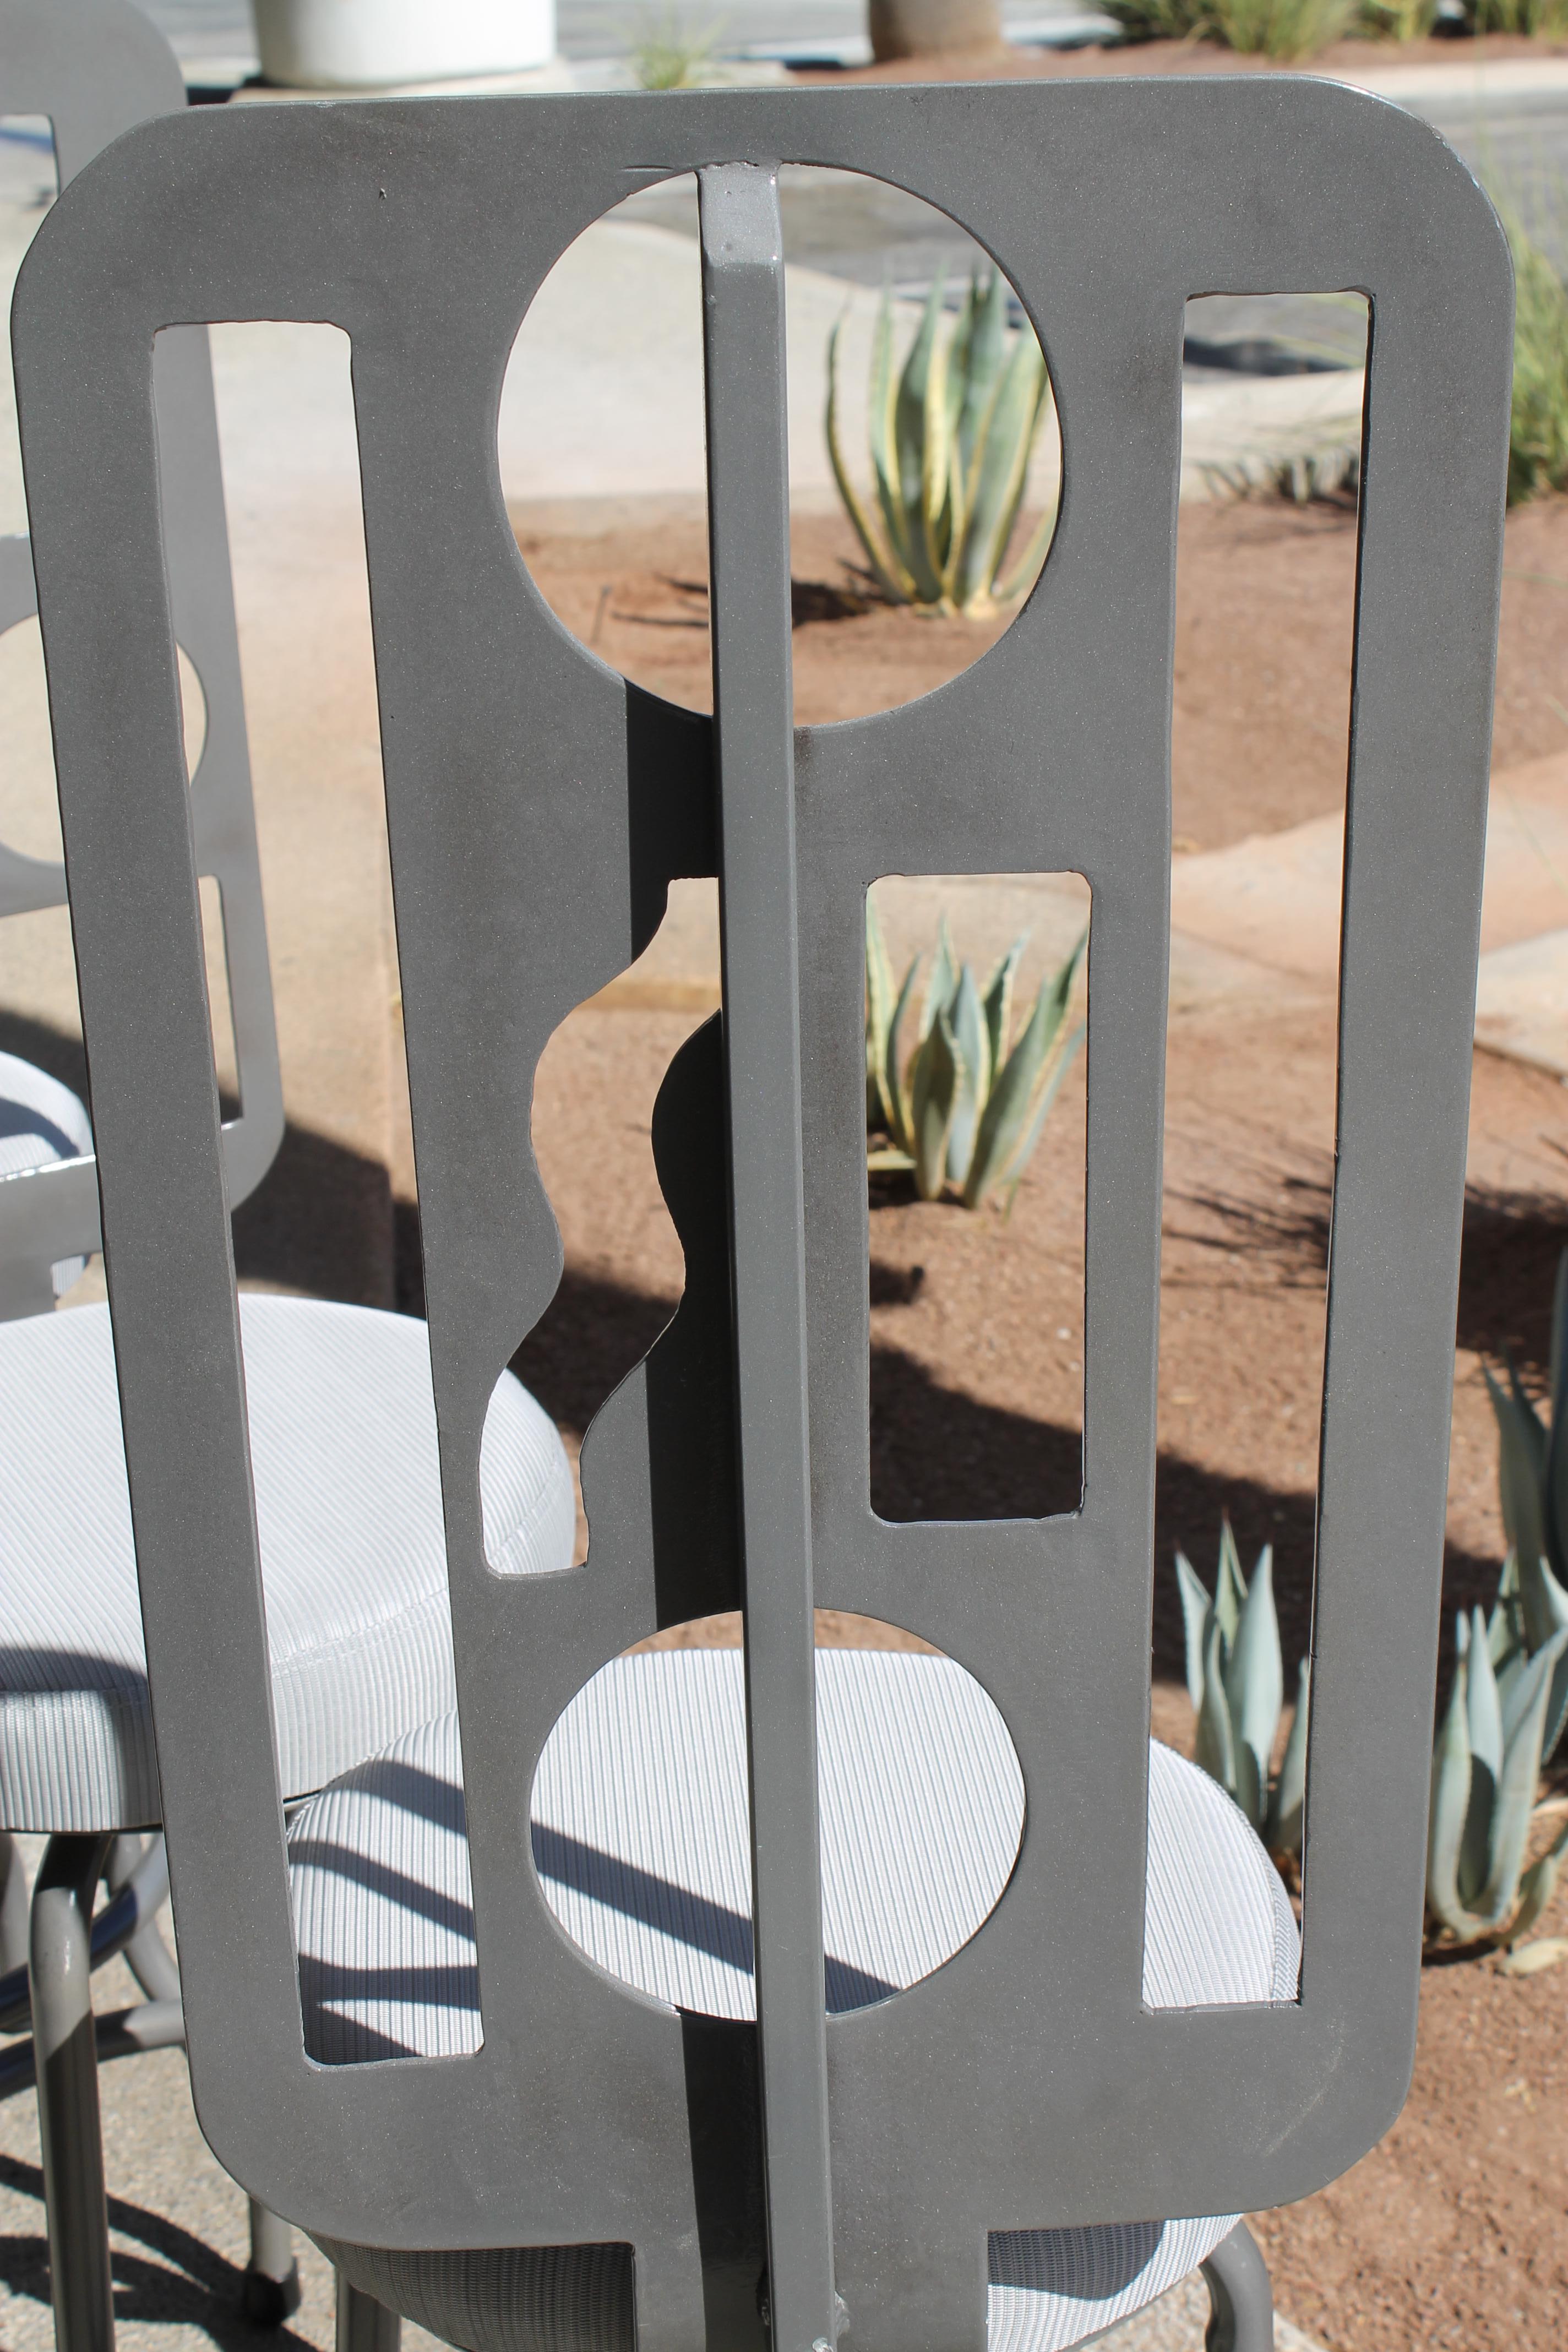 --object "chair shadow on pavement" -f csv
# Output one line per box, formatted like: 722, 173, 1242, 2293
0, 2151, 317, 2352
